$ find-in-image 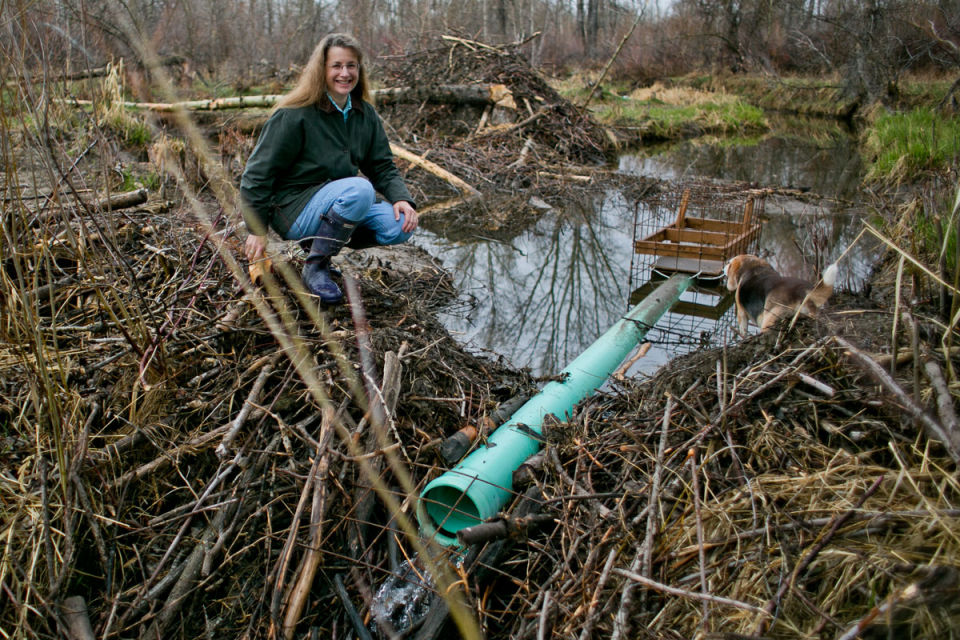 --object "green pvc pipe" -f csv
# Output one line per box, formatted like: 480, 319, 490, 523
418, 274, 693, 546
